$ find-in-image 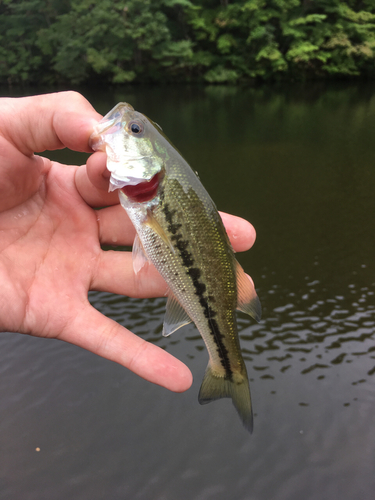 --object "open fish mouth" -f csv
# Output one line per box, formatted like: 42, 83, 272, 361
120, 172, 161, 203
